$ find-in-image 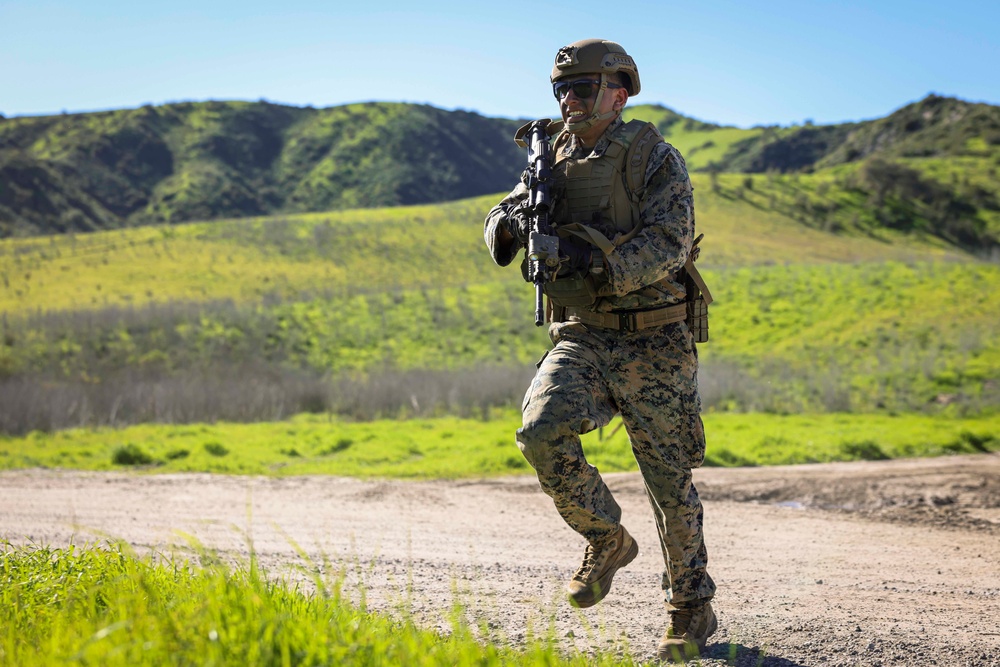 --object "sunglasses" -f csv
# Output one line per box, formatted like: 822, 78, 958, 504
552, 78, 622, 100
